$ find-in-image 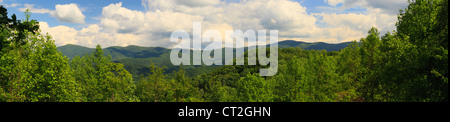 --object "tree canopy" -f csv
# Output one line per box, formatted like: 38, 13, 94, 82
0, 0, 447, 102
